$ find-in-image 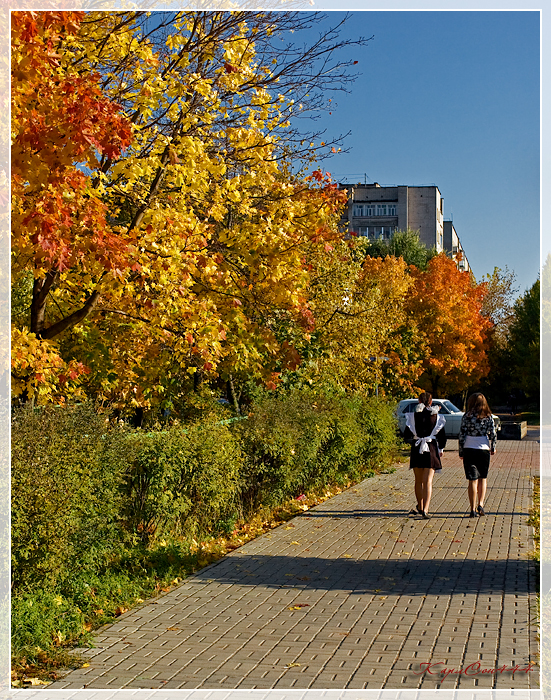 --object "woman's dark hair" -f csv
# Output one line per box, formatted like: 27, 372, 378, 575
418, 391, 432, 406
467, 392, 492, 418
